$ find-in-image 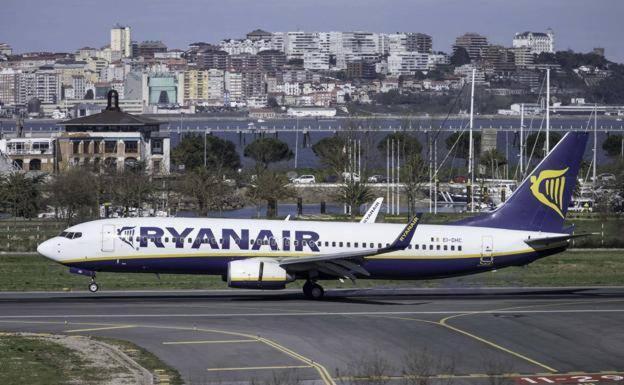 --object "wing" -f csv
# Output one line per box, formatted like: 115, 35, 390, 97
279, 214, 422, 281
360, 198, 384, 223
